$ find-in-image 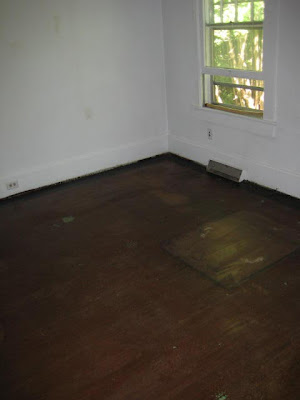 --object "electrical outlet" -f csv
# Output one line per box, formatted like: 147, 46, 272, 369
208, 128, 213, 140
6, 180, 19, 191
